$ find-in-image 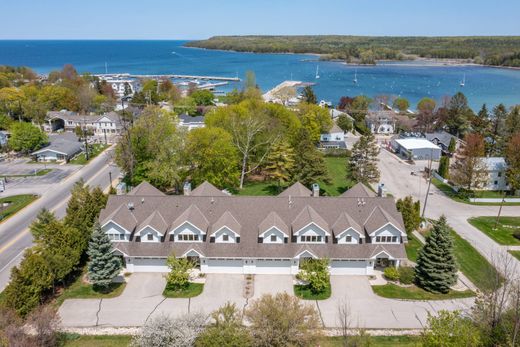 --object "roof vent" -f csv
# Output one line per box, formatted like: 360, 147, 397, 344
210, 197, 215, 204
127, 202, 134, 210
357, 198, 366, 207
141, 198, 145, 204
288, 195, 293, 208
